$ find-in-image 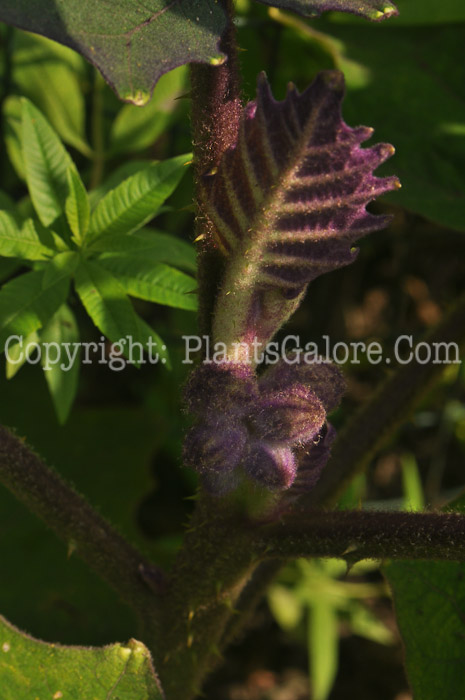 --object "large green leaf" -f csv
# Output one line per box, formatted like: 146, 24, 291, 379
99, 255, 198, 311
0, 1, 227, 104
90, 229, 196, 273
87, 155, 191, 242
0, 268, 71, 353
21, 98, 74, 226
0, 614, 164, 699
